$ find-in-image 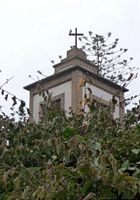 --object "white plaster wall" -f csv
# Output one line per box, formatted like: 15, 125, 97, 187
33, 81, 72, 121
83, 83, 120, 119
